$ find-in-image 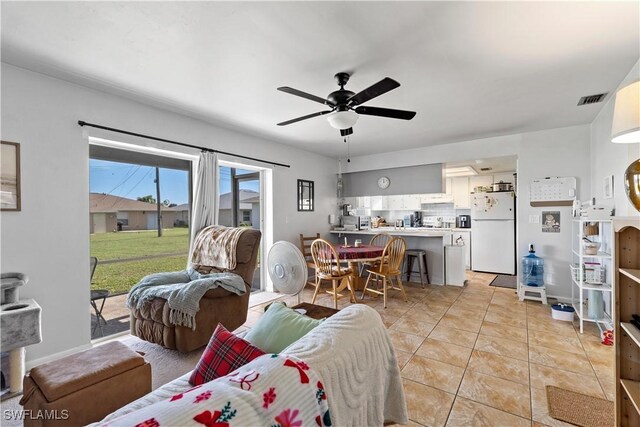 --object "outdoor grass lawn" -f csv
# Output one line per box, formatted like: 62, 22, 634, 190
90, 228, 189, 294
92, 255, 187, 294
90, 228, 189, 261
